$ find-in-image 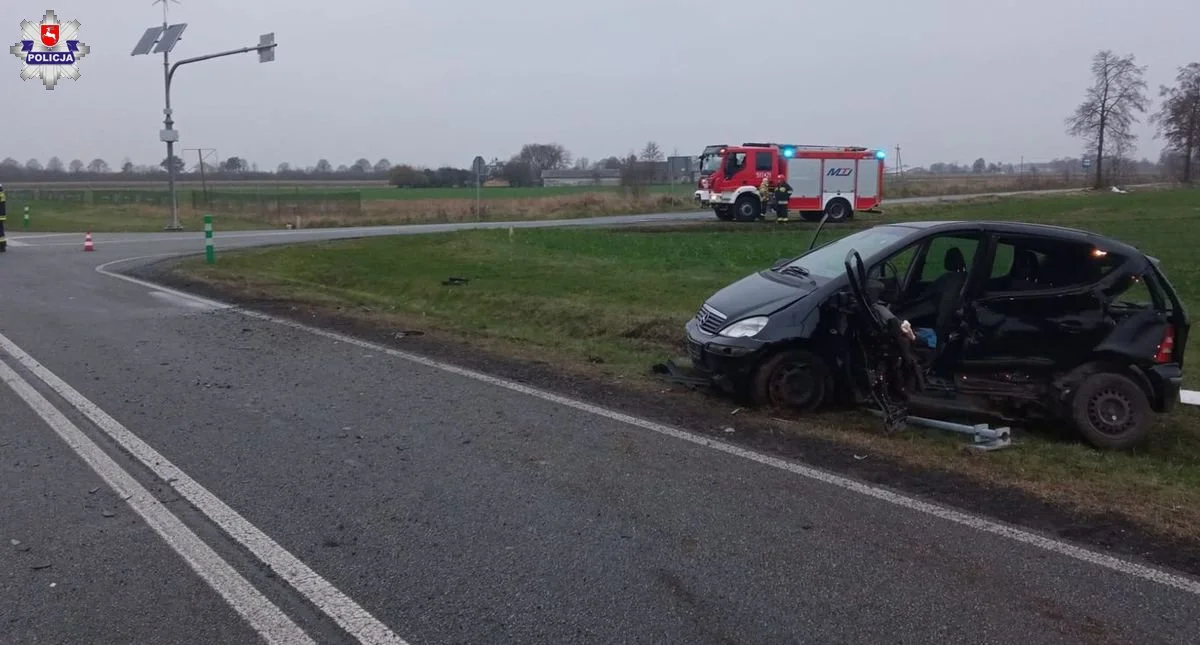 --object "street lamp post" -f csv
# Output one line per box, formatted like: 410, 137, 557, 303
132, 17, 276, 230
